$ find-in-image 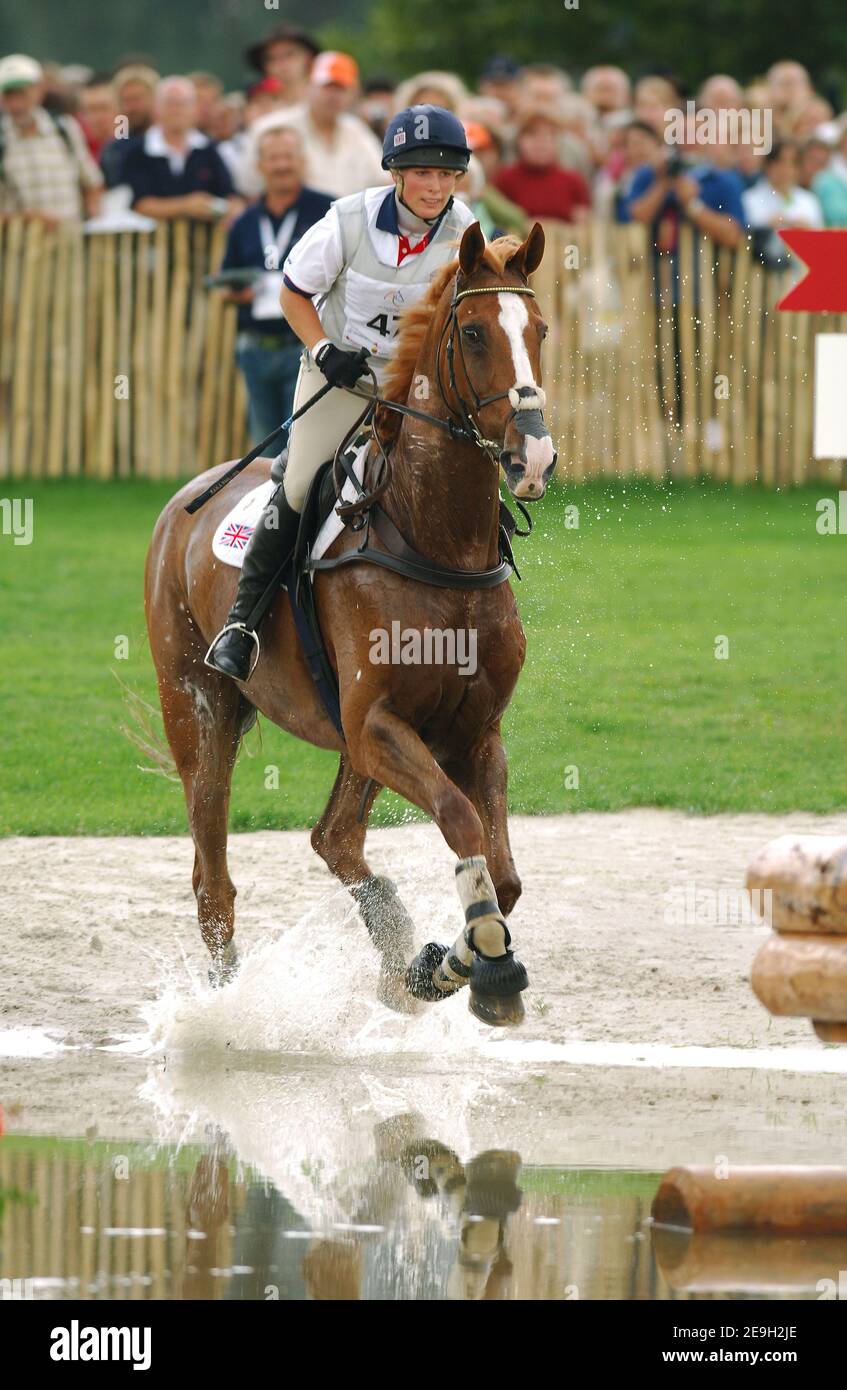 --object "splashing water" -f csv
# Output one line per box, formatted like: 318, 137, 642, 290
142, 873, 488, 1059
